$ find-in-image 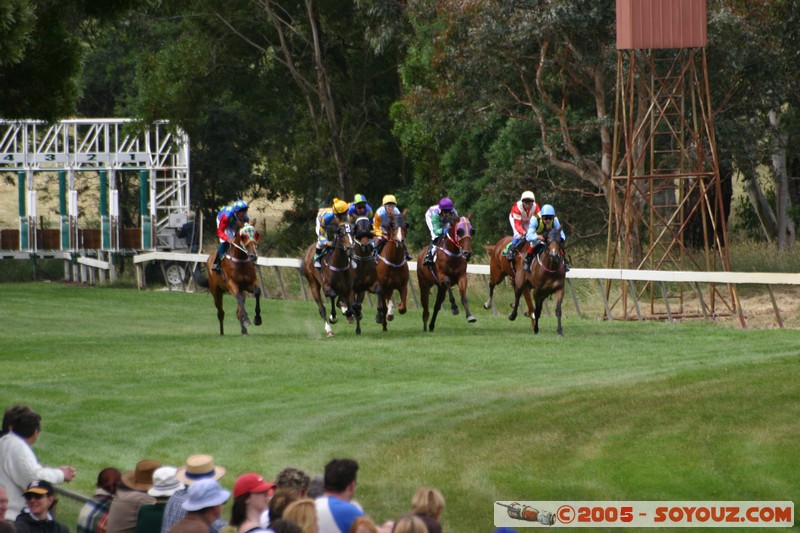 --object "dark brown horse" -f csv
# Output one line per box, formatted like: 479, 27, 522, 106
510, 227, 567, 335
350, 217, 383, 334
303, 223, 359, 337
483, 236, 535, 320
375, 211, 410, 330
416, 215, 476, 332
203, 223, 262, 336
